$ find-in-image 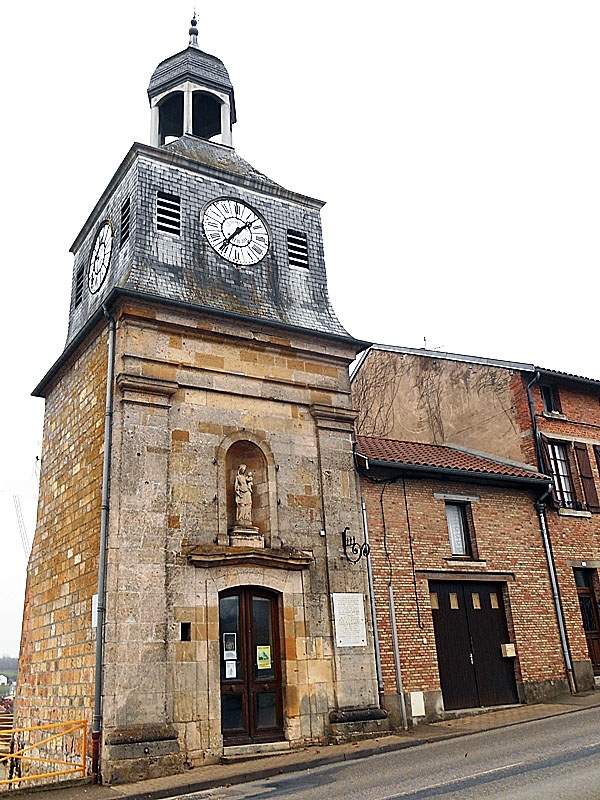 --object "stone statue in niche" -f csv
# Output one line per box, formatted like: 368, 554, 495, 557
234, 464, 253, 525
230, 463, 263, 547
